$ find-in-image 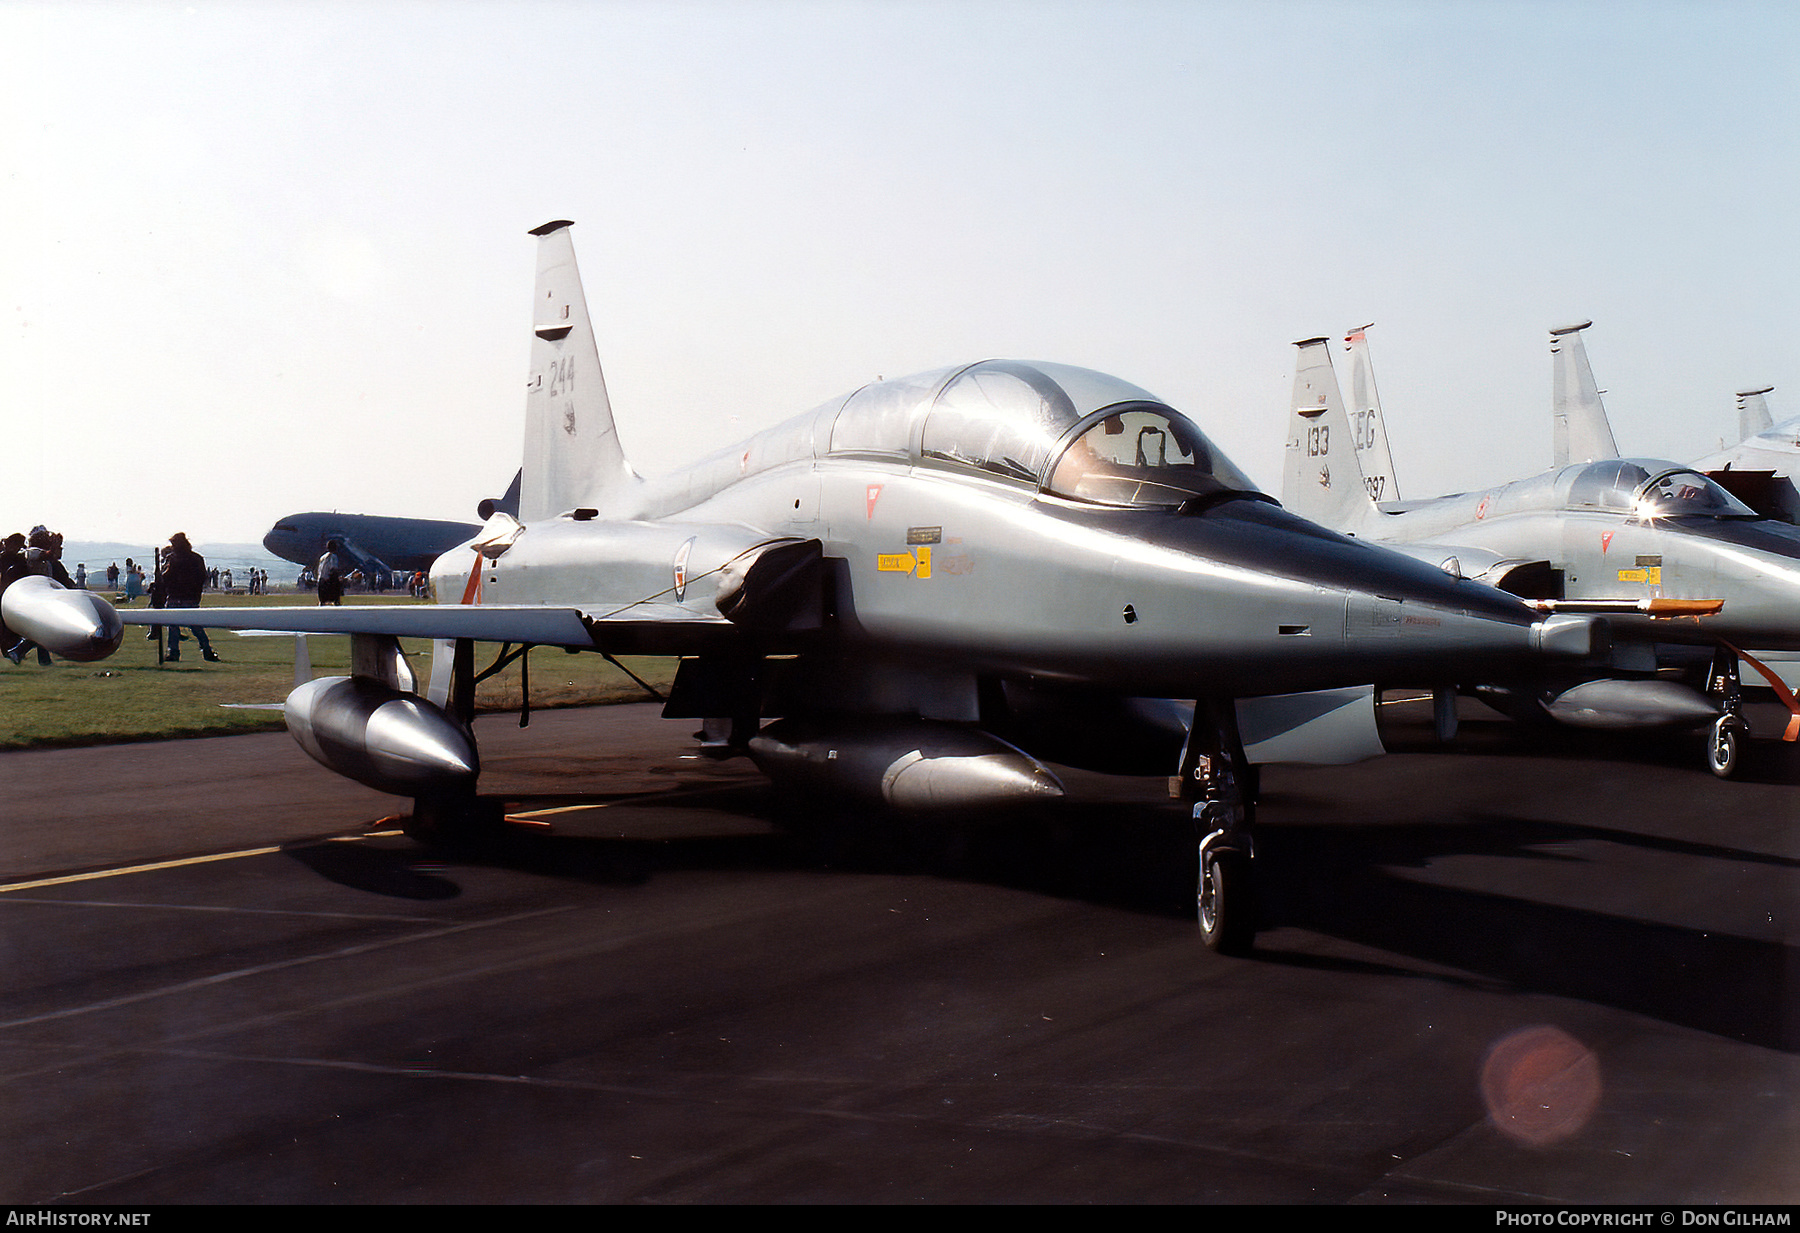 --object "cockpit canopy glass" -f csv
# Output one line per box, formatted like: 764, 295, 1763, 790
1045, 406, 1260, 507
920, 361, 1080, 482
1565, 460, 1756, 519
825, 359, 1265, 508
1635, 468, 1756, 518
1566, 461, 1653, 511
